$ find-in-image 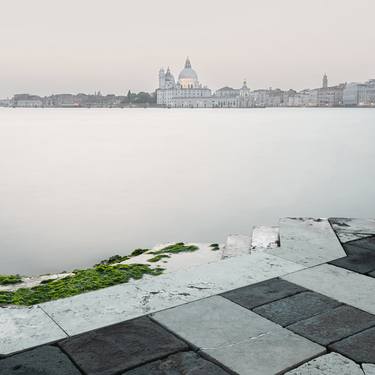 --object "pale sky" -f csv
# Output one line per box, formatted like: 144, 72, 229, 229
0, 0, 374, 97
